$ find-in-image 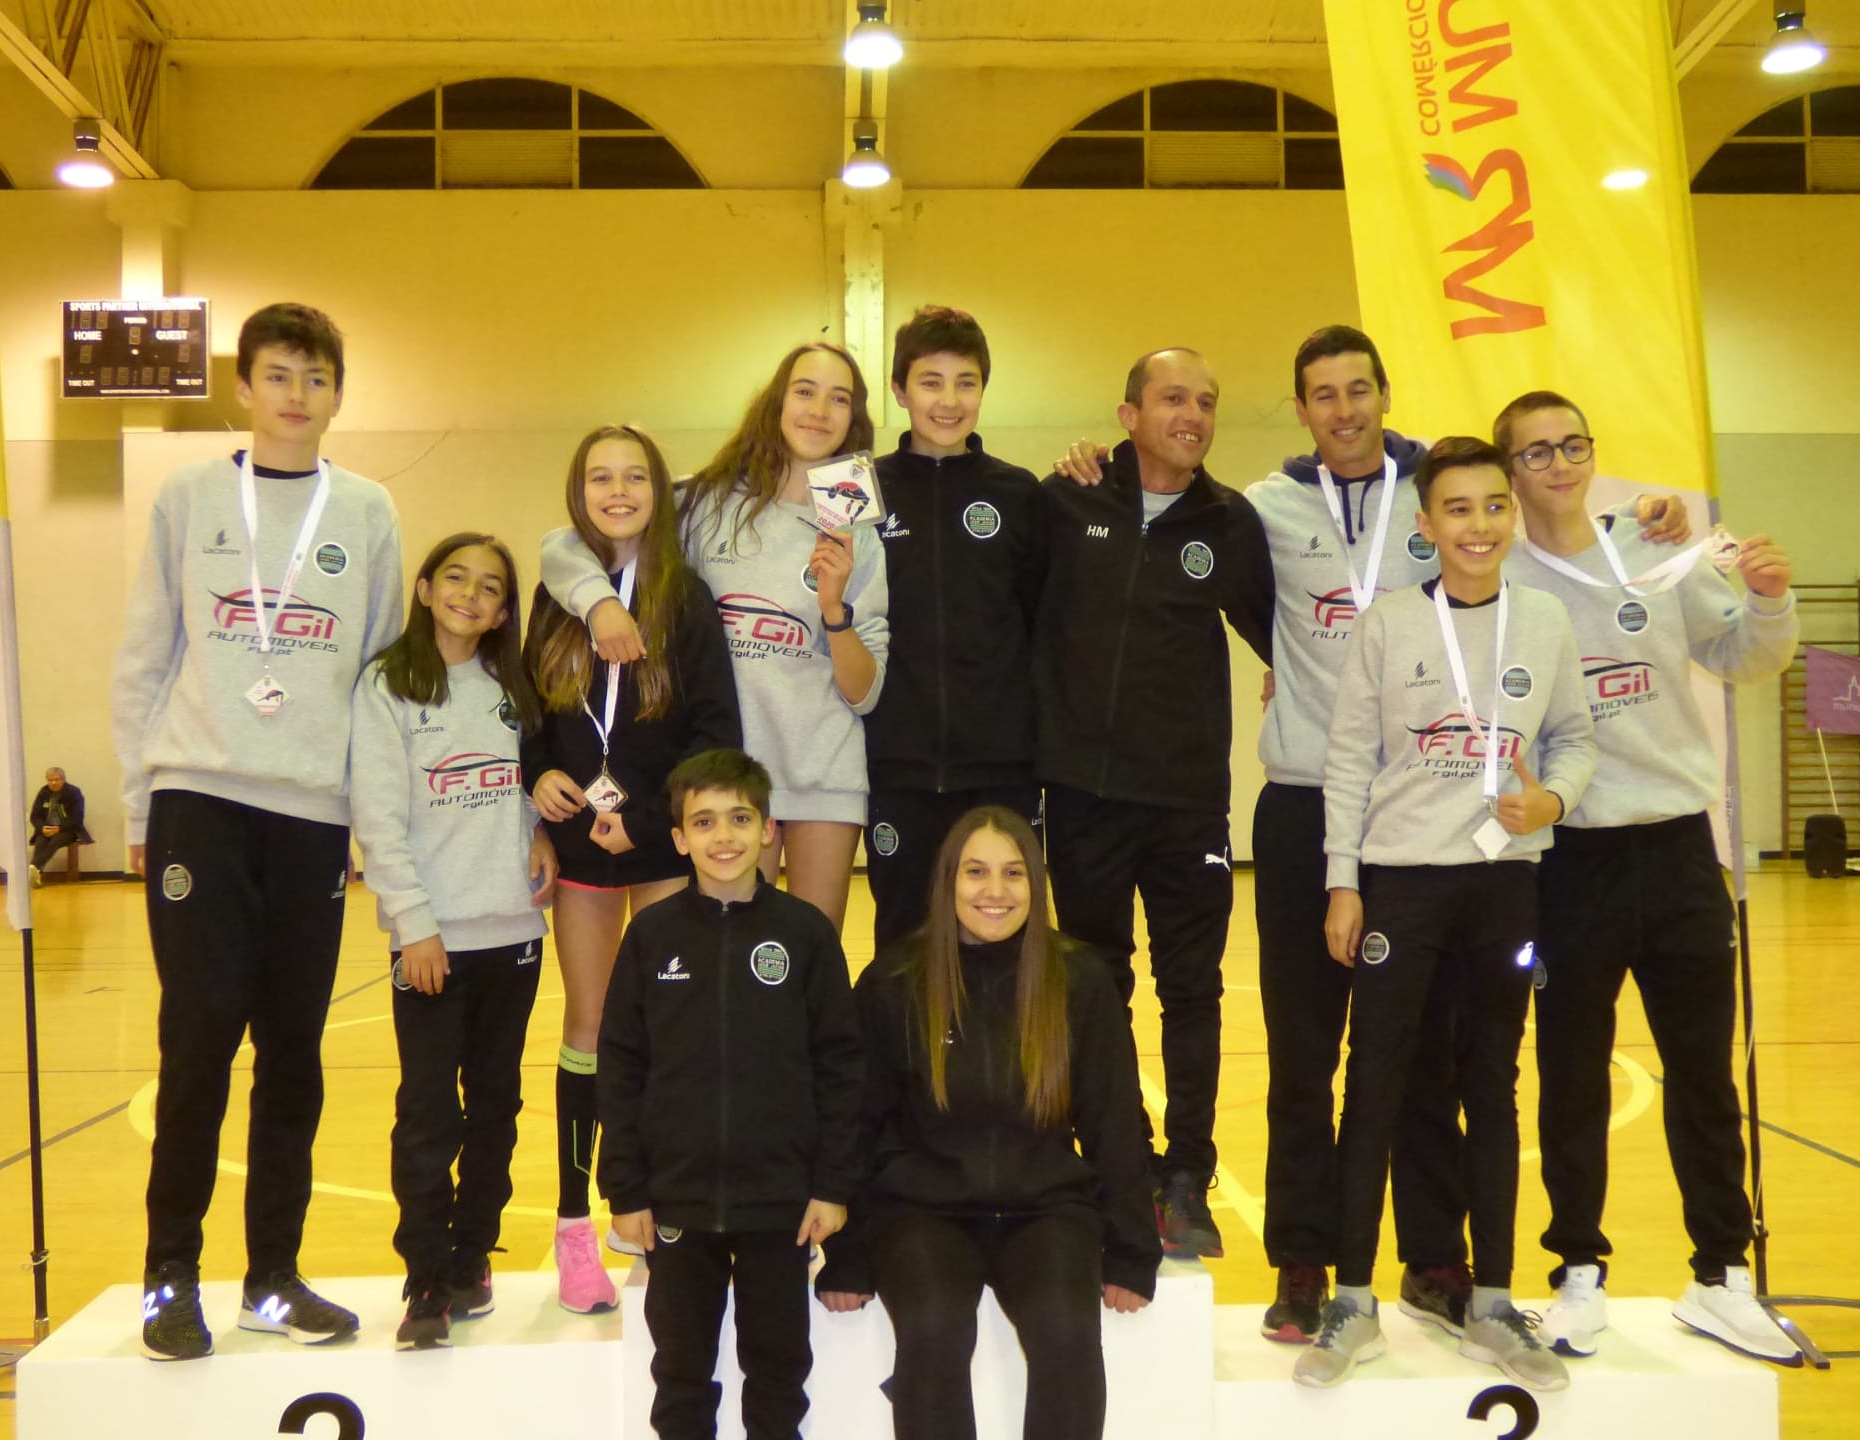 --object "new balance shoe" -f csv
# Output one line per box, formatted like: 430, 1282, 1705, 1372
1292, 1296, 1385, 1388
447, 1250, 494, 1320
1262, 1264, 1328, 1343
238, 1272, 359, 1345
1673, 1267, 1804, 1366
1157, 1172, 1224, 1259
606, 1221, 645, 1258
1460, 1300, 1570, 1391
141, 1261, 212, 1361
396, 1280, 451, 1351
1400, 1261, 1474, 1339
555, 1217, 617, 1313
1537, 1263, 1606, 1357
